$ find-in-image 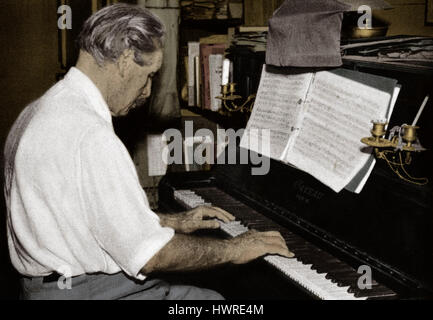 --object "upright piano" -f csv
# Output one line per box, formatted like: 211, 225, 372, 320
155, 52, 433, 300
